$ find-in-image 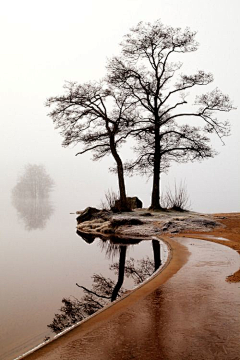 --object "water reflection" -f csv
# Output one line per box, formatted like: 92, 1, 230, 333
152, 239, 161, 271
12, 197, 54, 231
12, 164, 54, 230
48, 236, 161, 335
